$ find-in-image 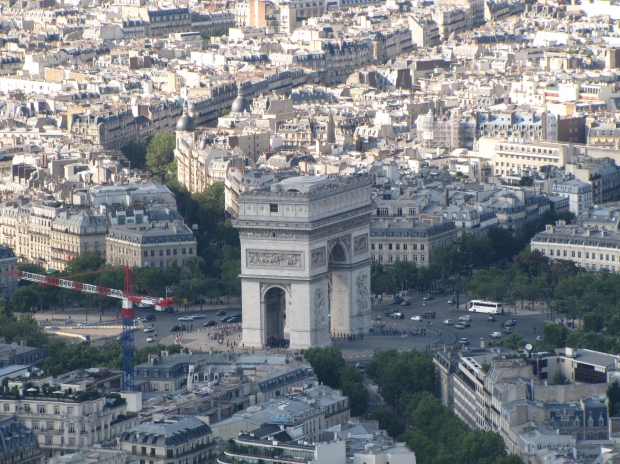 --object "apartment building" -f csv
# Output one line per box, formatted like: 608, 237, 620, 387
370, 215, 458, 266
552, 179, 593, 215
531, 222, 620, 272
105, 223, 197, 269
120, 416, 215, 464
0, 246, 18, 300
406, 15, 441, 49
3, 373, 139, 459
0, 416, 43, 464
